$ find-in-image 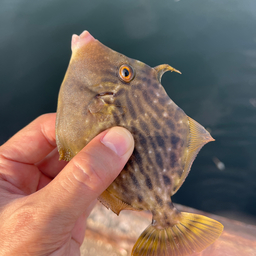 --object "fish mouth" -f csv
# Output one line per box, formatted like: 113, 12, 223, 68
71, 30, 95, 51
